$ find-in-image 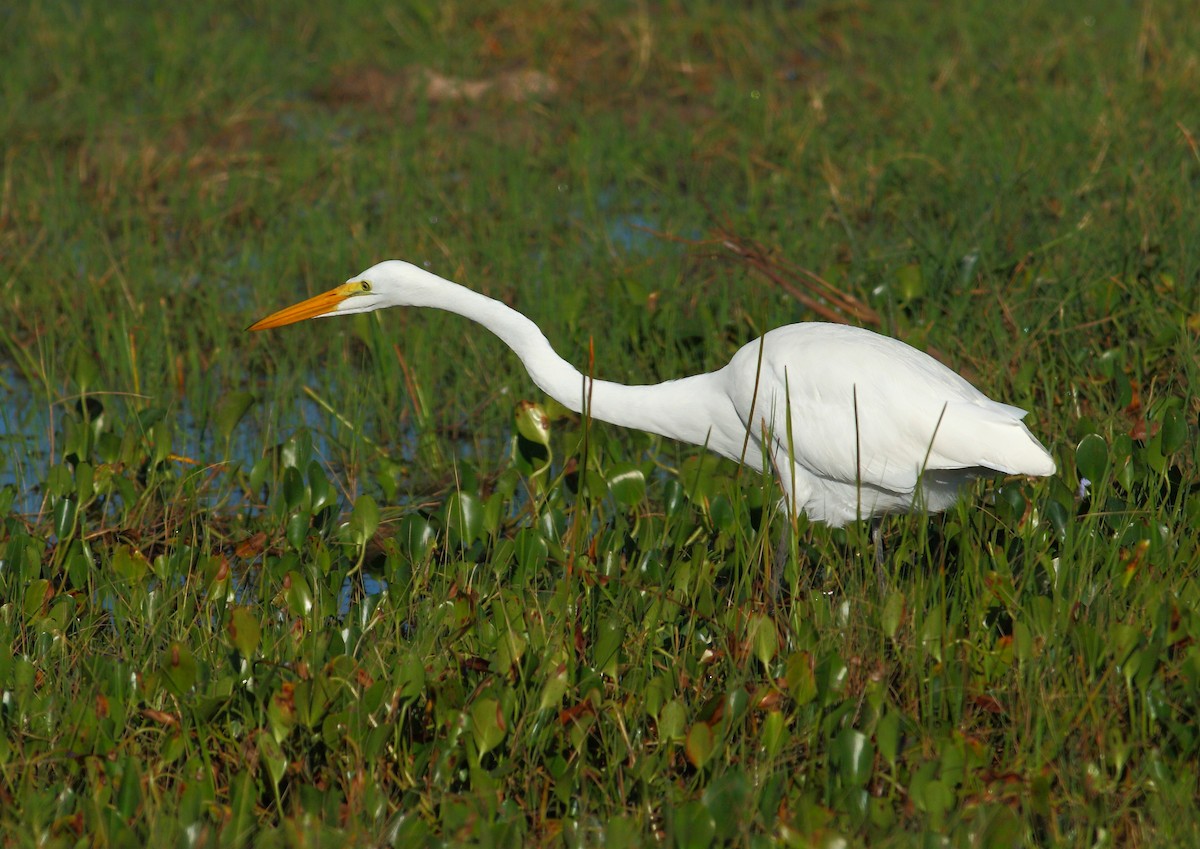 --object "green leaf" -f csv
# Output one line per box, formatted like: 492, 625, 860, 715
214, 391, 256, 443
228, 607, 261, 657
470, 697, 507, 759
514, 528, 548, 573
702, 771, 751, 841
747, 613, 778, 666
685, 722, 715, 768
284, 571, 314, 616
594, 619, 623, 677
659, 700, 687, 741
307, 461, 333, 514
1161, 407, 1187, 454
224, 770, 257, 846
444, 492, 483, 548
607, 463, 646, 506
111, 545, 149, 582
351, 494, 380, 546
876, 711, 901, 766
258, 733, 287, 791
538, 661, 570, 711
833, 728, 874, 787
285, 511, 310, 550
679, 454, 724, 502
786, 651, 817, 705
1075, 433, 1109, 483
161, 642, 197, 696
53, 498, 77, 541
673, 800, 716, 849
282, 466, 307, 512
514, 401, 551, 446
399, 514, 437, 560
